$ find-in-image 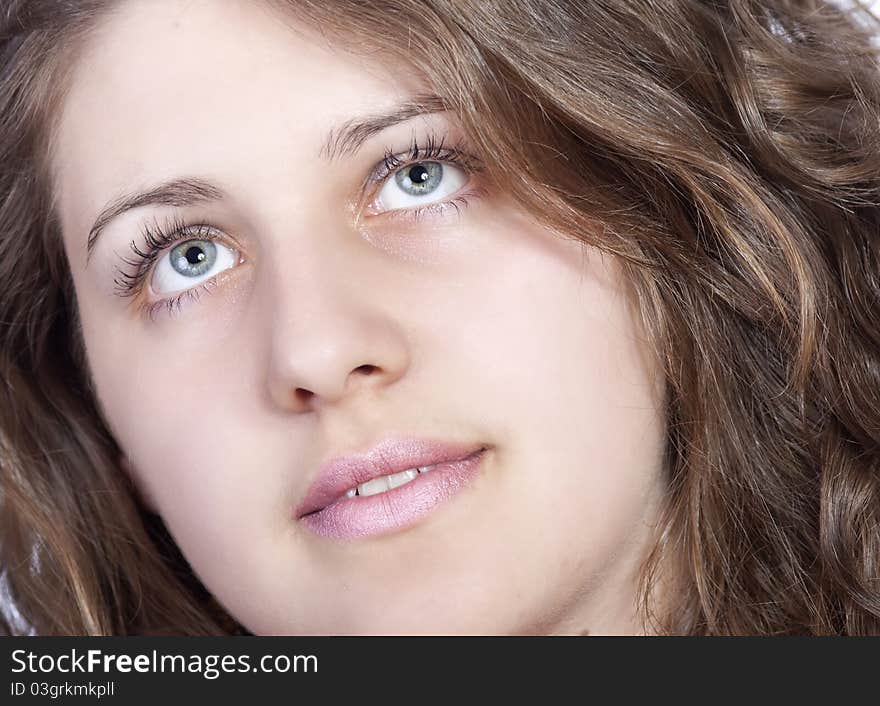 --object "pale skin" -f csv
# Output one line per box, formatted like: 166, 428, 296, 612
53, 0, 668, 634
